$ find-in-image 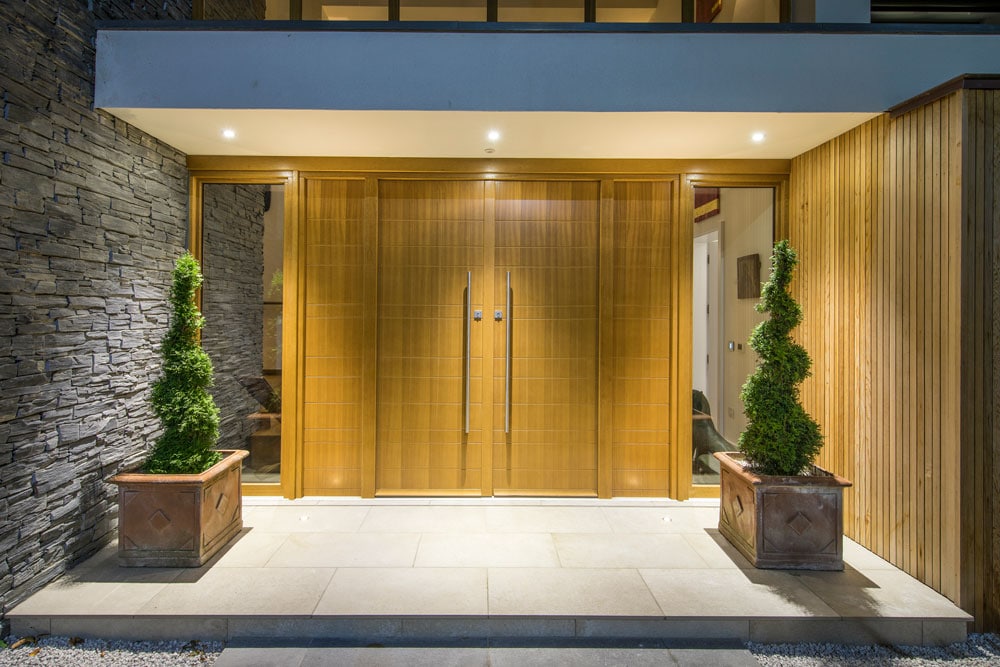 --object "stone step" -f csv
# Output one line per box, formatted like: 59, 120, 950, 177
214, 642, 760, 667
9, 613, 968, 647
